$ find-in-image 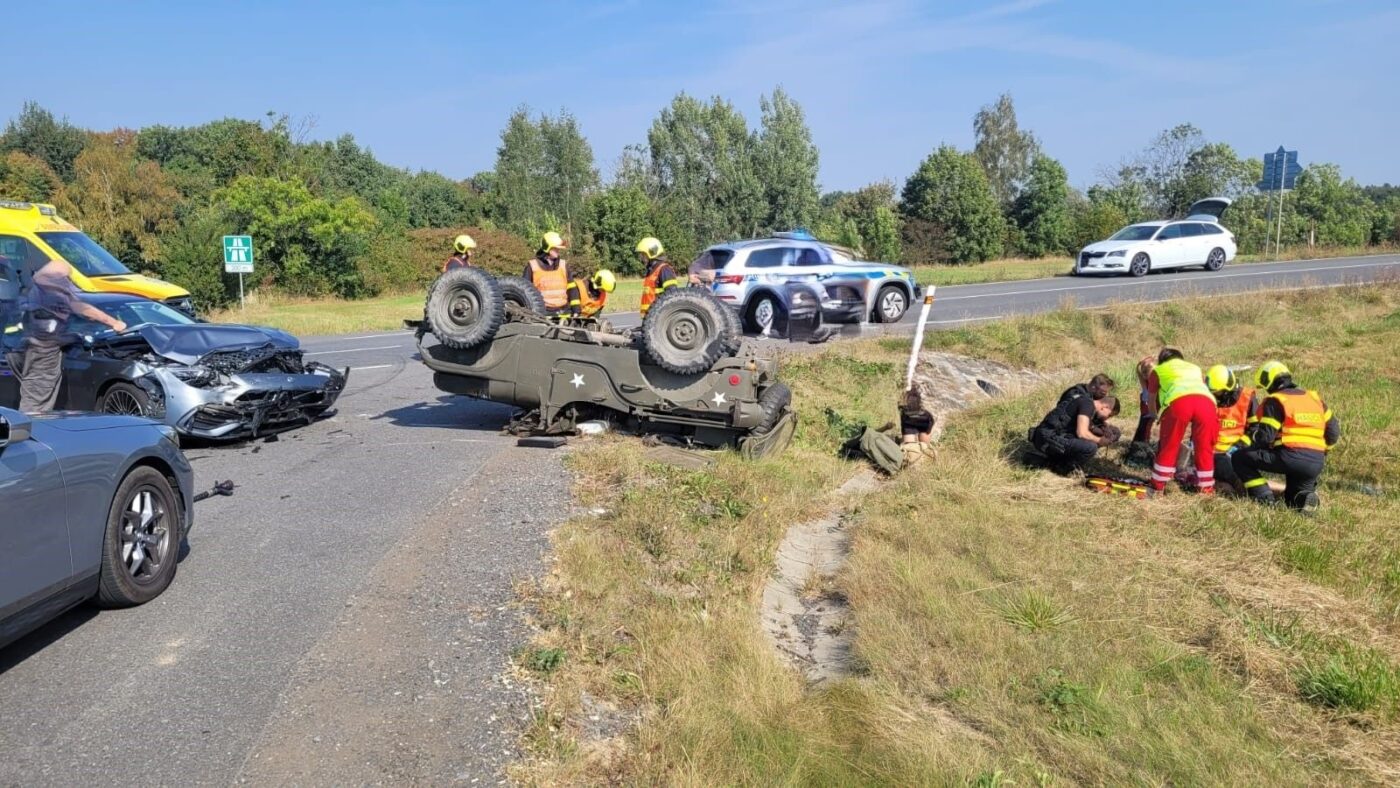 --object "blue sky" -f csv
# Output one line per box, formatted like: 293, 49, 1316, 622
6, 0, 1397, 191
